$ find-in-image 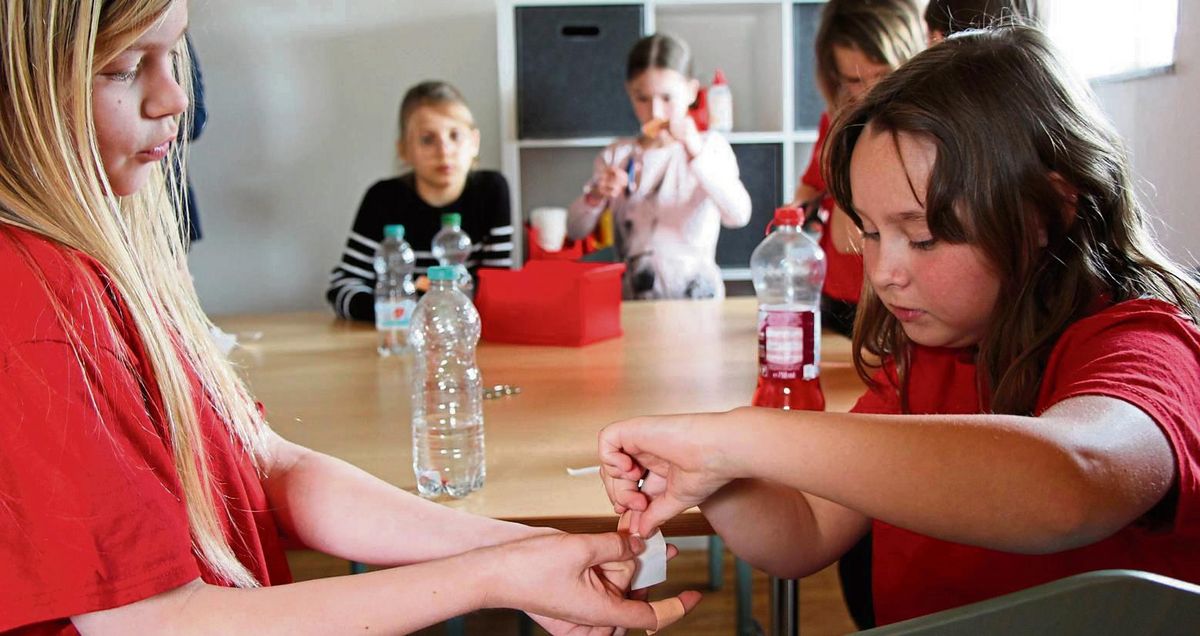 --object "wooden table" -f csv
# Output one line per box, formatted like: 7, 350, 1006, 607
215, 298, 866, 537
